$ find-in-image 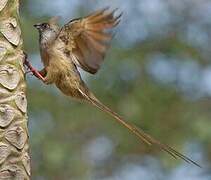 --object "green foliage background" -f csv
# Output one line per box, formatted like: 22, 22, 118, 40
20, 0, 211, 179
